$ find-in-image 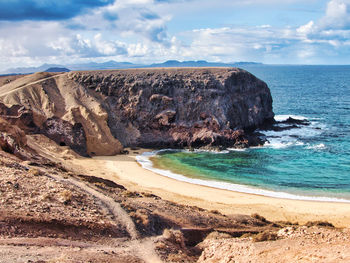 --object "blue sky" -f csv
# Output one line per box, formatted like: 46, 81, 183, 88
0, 0, 350, 71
